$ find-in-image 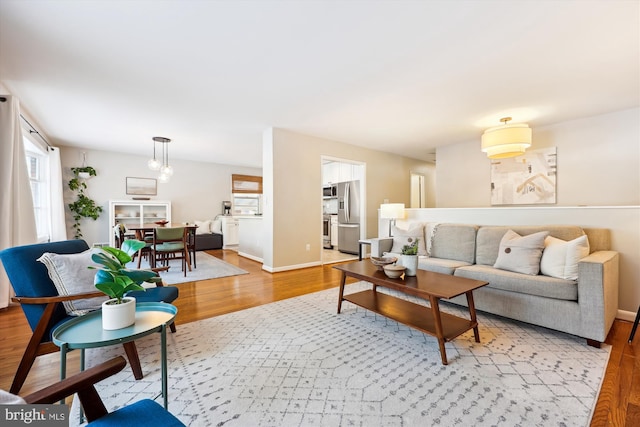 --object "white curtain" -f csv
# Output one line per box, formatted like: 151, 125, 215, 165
48, 146, 68, 241
0, 96, 37, 308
